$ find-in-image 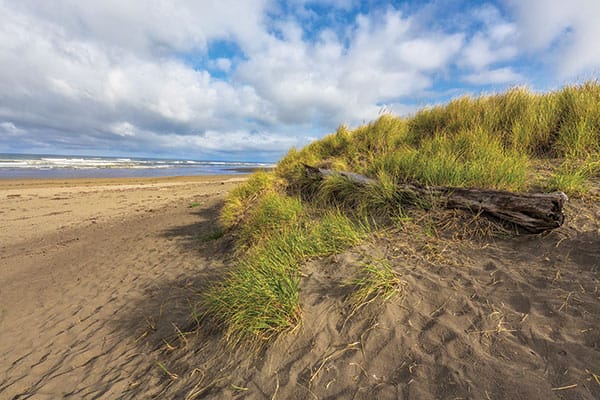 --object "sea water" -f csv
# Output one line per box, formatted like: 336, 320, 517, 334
0, 153, 274, 179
